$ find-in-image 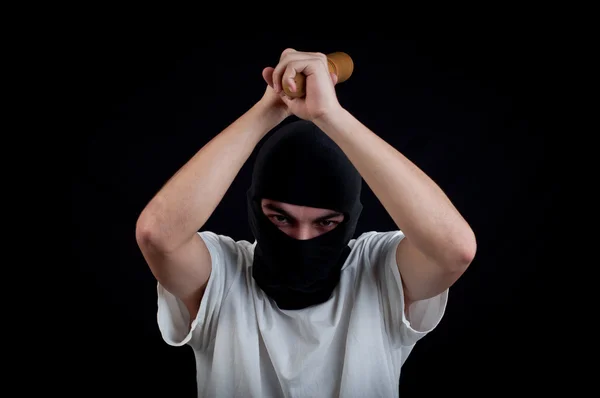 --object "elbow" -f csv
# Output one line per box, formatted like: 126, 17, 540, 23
454, 230, 477, 270
443, 229, 477, 273
136, 210, 168, 252
136, 211, 156, 247
458, 239, 477, 269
